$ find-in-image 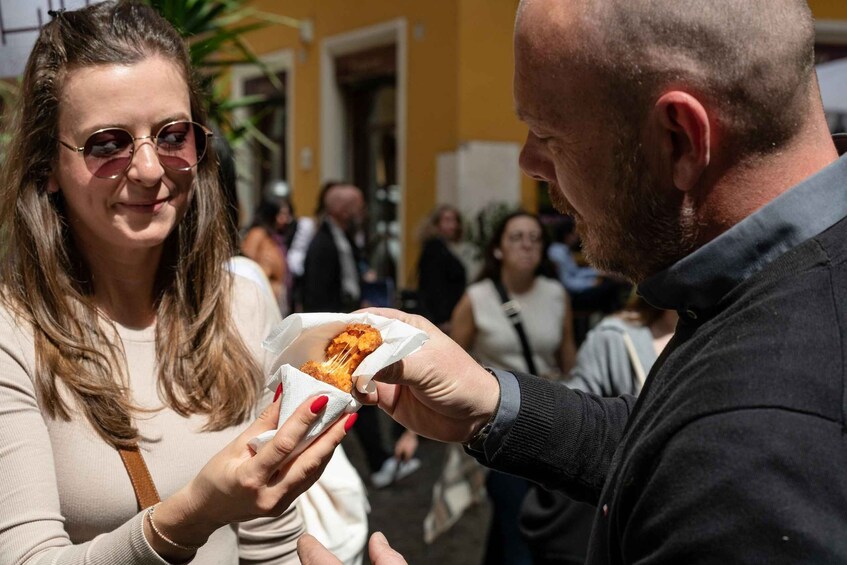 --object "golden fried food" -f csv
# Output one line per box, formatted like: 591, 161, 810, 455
300, 360, 353, 392
299, 323, 383, 393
